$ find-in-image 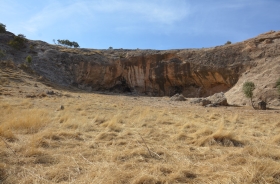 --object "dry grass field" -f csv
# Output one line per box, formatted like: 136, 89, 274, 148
1, 64, 280, 184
